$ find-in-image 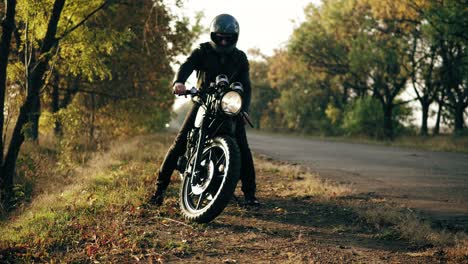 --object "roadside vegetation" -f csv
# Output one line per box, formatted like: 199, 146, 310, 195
247, 0, 468, 145
248, 129, 468, 153
1, 133, 466, 262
